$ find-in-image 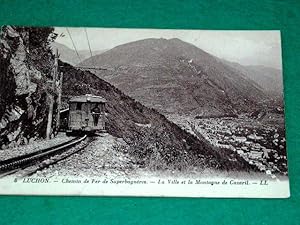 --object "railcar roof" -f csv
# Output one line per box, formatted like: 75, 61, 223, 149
69, 94, 107, 103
